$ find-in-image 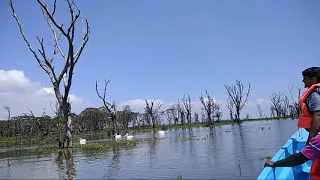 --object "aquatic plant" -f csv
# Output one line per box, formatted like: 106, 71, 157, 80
260, 155, 272, 160
173, 172, 182, 180
237, 163, 242, 176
